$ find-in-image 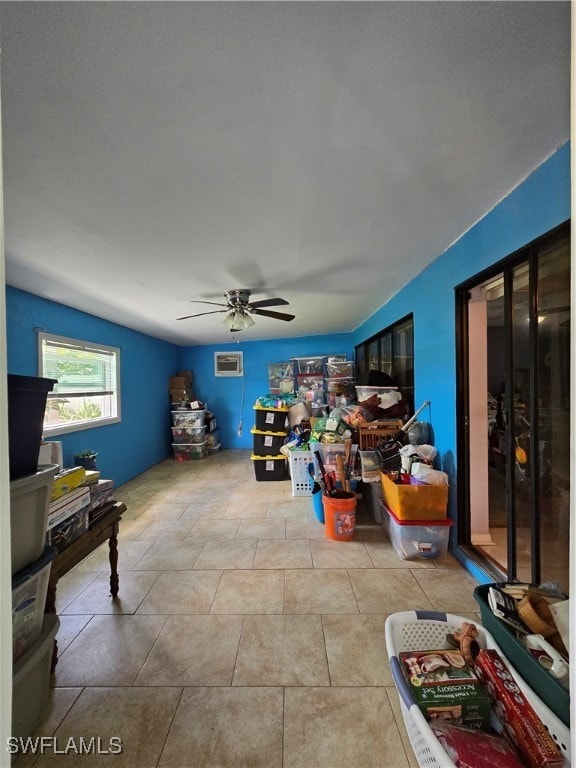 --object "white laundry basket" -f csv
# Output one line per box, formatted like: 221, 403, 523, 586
384, 610, 571, 768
